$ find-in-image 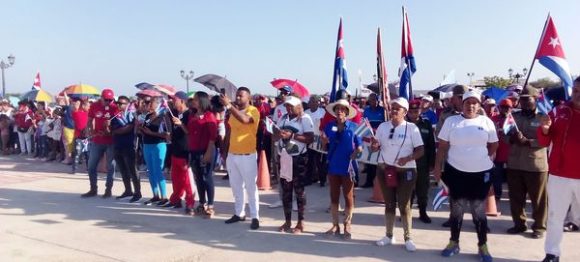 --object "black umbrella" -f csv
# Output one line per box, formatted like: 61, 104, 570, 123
194, 74, 237, 99
428, 84, 459, 99
545, 86, 566, 102
364, 82, 398, 97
